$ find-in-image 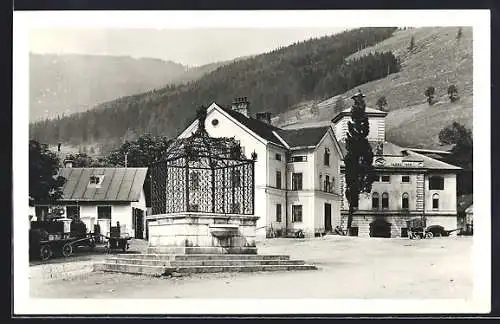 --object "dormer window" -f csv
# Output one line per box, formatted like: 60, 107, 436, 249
89, 175, 103, 186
